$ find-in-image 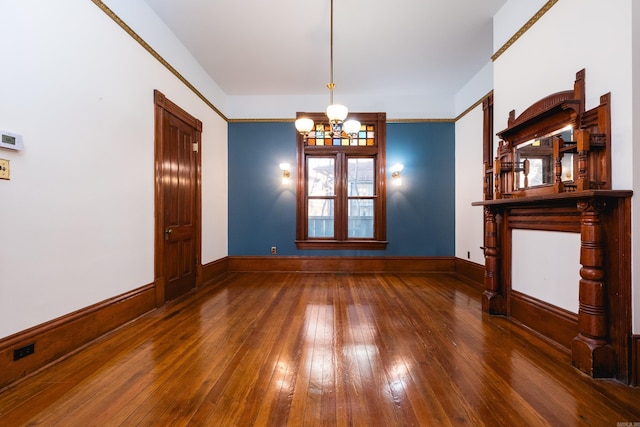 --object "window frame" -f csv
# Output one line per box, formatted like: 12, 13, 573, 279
295, 112, 387, 250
